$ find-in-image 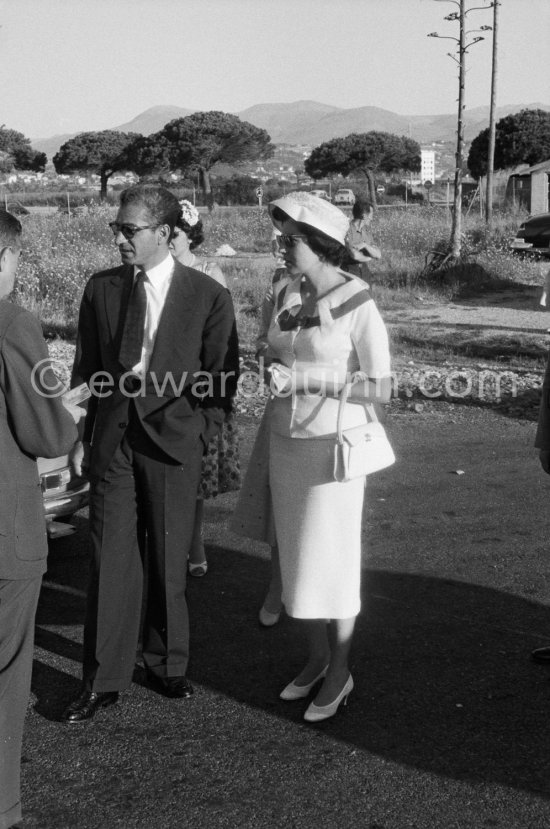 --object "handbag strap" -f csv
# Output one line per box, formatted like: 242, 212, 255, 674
336, 378, 379, 444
